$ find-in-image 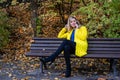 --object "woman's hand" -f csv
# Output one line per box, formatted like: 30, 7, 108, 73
65, 24, 70, 31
